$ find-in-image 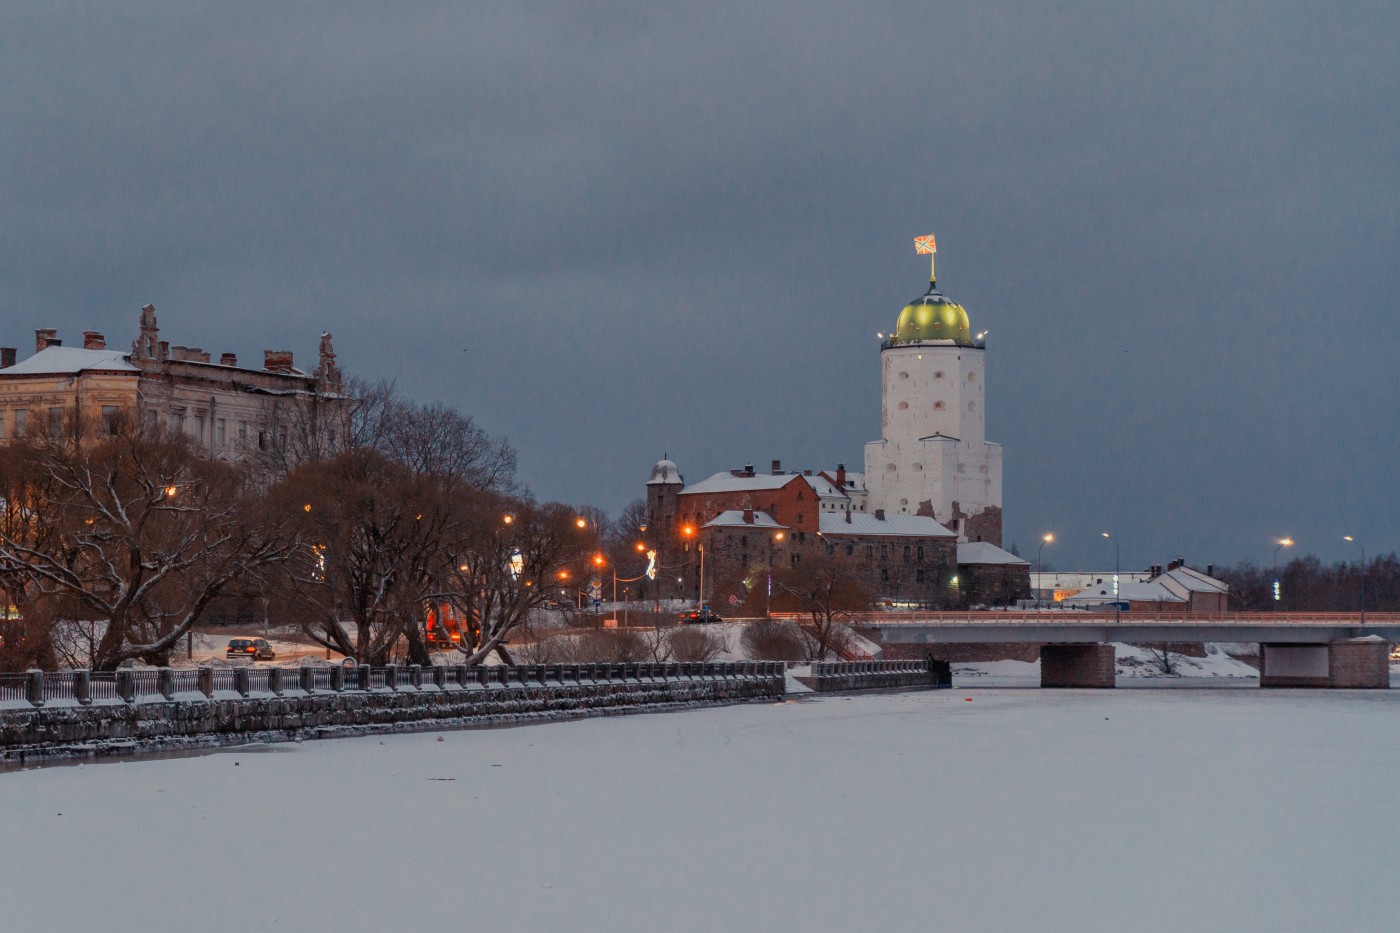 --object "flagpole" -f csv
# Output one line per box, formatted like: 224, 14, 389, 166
930, 251, 936, 285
